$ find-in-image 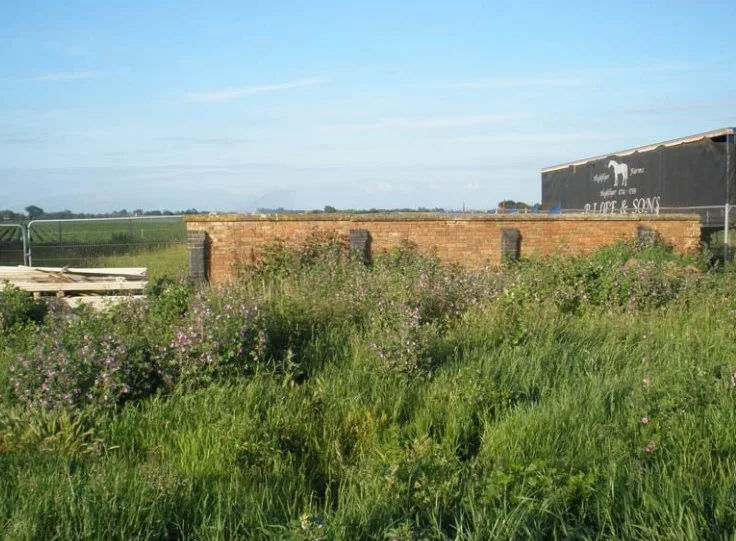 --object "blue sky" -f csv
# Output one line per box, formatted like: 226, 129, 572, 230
1, 0, 735, 212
